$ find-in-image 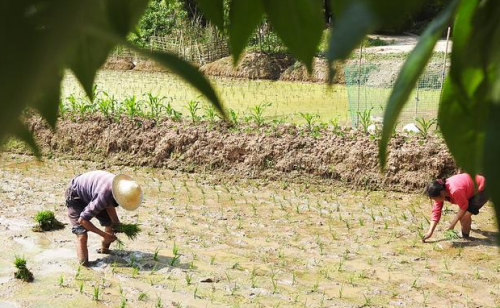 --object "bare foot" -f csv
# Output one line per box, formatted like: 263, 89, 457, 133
96, 248, 111, 254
